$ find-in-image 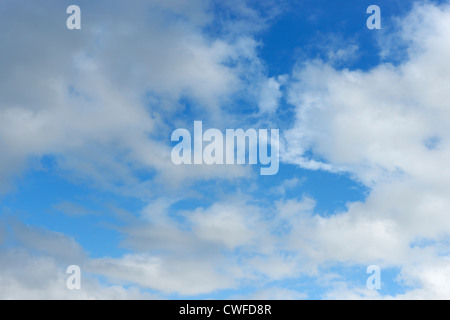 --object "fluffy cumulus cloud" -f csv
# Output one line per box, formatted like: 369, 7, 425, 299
282, 1, 450, 298
1, 0, 450, 300
0, 0, 266, 194
0, 219, 153, 299
89, 200, 264, 295
0, 249, 155, 300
